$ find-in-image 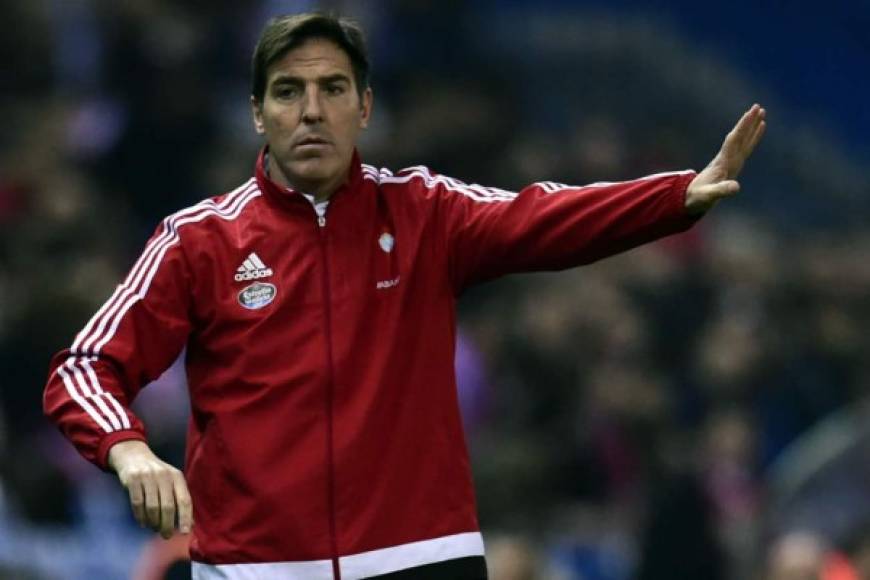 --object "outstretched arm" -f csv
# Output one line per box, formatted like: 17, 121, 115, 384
685, 104, 767, 214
